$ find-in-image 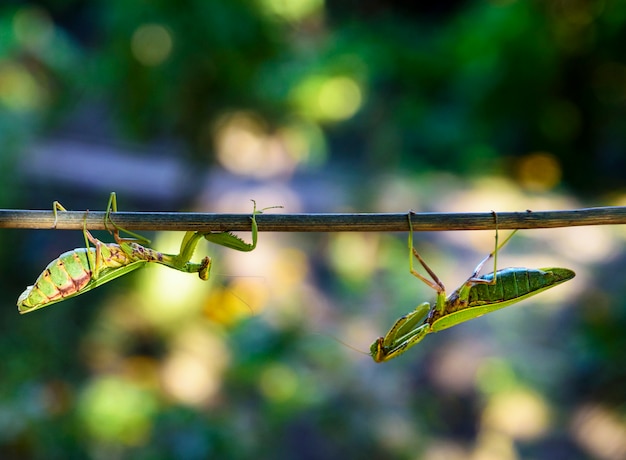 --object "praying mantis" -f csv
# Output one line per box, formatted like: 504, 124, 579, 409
17, 193, 273, 314
370, 212, 575, 362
